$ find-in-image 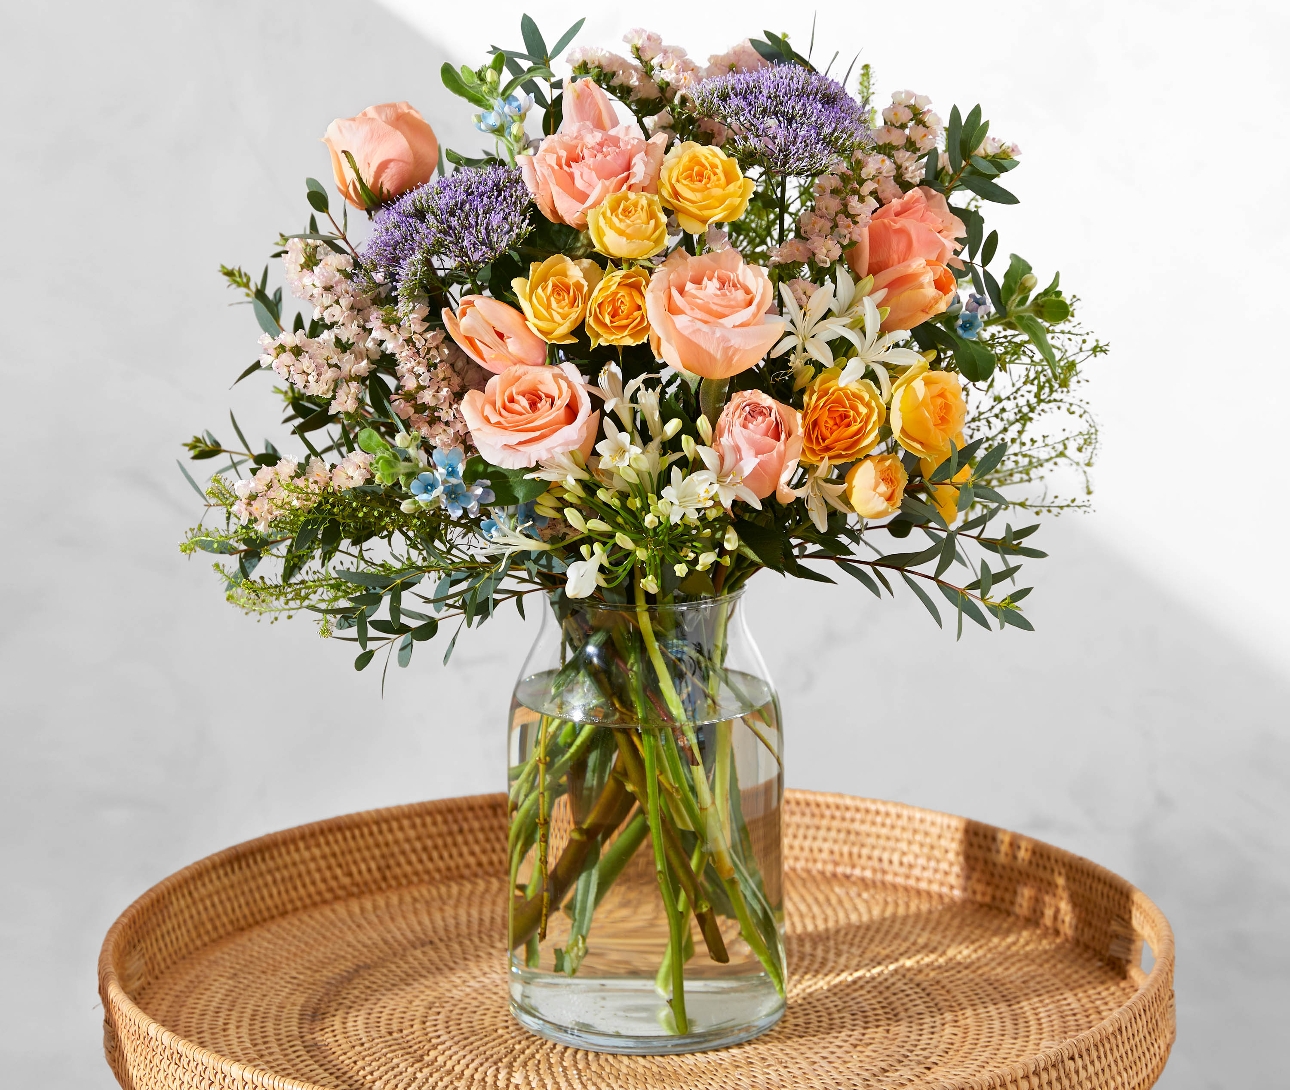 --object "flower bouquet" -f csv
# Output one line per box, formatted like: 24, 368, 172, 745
182, 15, 1101, 1053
